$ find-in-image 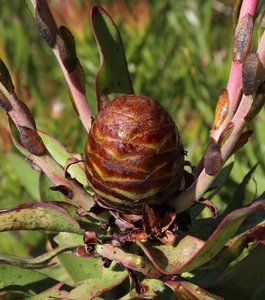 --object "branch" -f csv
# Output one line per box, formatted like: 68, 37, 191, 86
0, 58, 94, 212
31, 0, 93, 132
210, 0, 258, 143
172, 0, 264, 213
